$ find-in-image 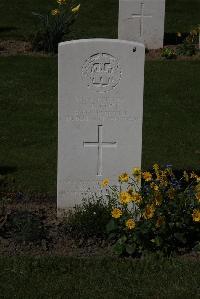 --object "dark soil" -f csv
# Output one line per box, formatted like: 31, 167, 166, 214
0, 40, 47, 57
0, 39, 200, 60
0, 201, 113, 257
